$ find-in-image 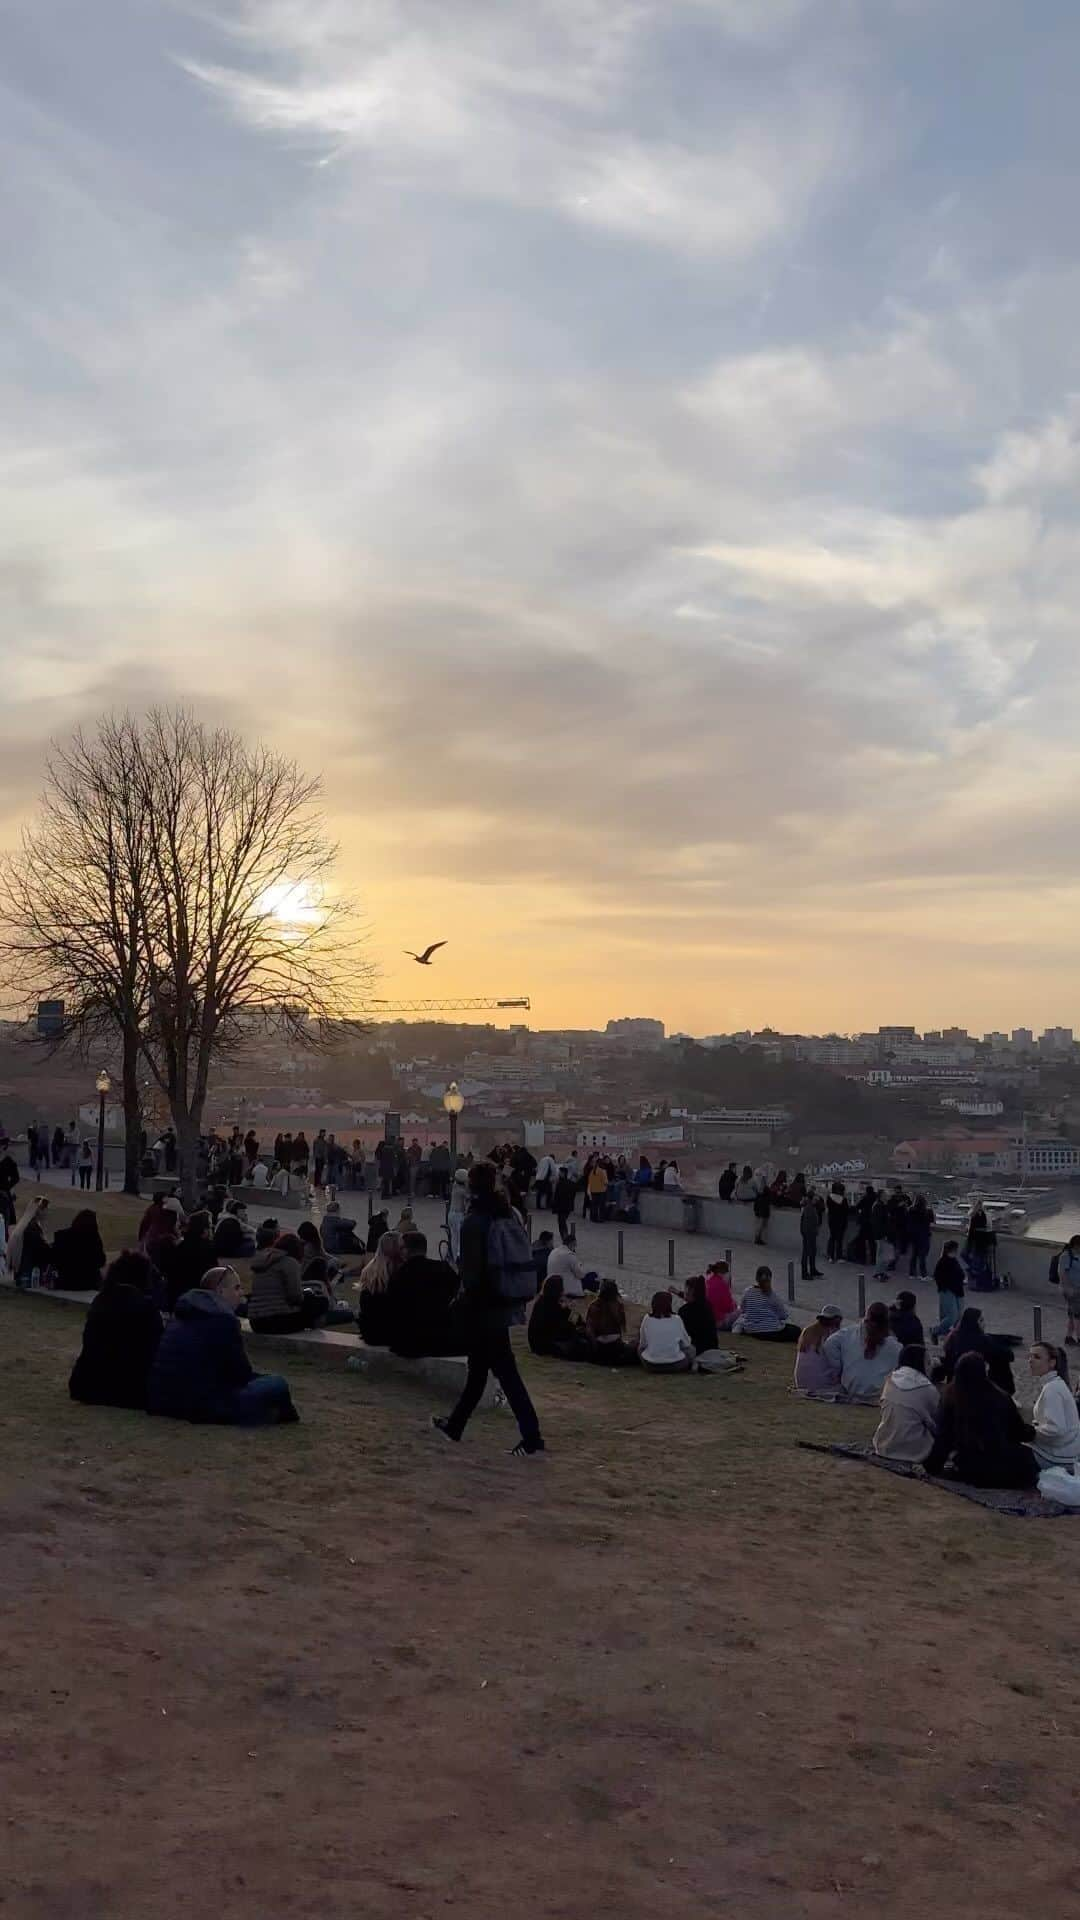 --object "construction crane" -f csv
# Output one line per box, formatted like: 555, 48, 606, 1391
363, 997, 531, 1015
